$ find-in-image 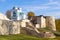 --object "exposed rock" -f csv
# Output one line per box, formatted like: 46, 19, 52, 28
40, 32, 56, 38
21, 27, 41, 37
10, 21, 20, 34
0, 20, 11, 35
46, 16, 56, 31
21, 21, 26, 27
35, 24, 40, 28
0, 13, 9, 20
0, 14, 56, 38
20, 19, 30, 27
20, 19, 56, 38
0, 20, 20, 35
